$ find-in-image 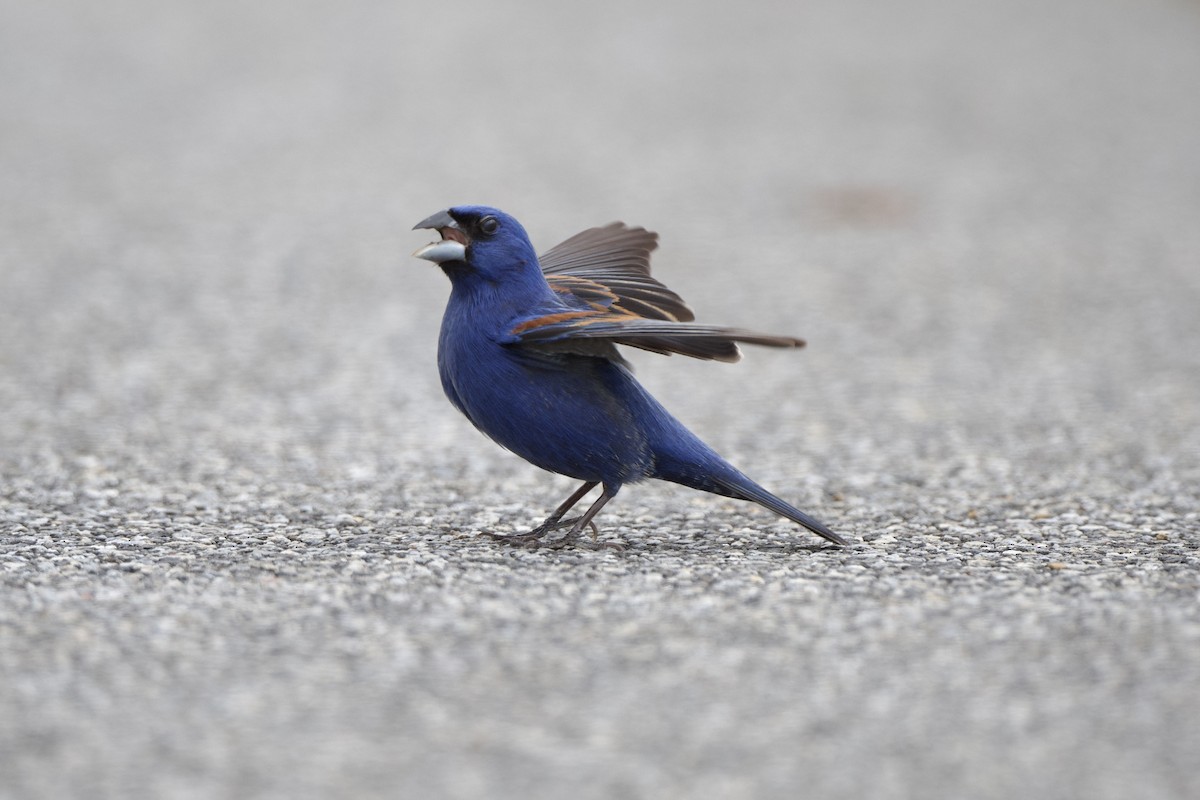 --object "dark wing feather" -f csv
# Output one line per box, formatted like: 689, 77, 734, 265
539, 223, 695, 322
508, 311, 805, 364
527, 222, 804, 363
